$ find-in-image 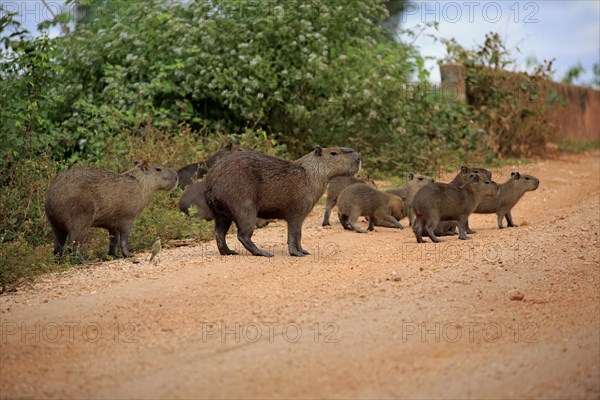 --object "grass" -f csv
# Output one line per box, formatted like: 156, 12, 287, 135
557, 139, 600, 153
